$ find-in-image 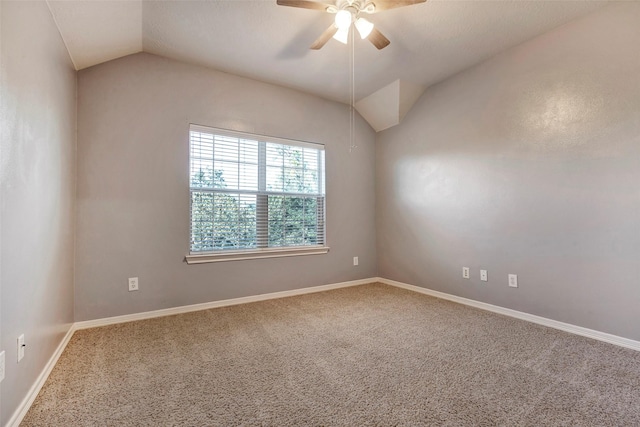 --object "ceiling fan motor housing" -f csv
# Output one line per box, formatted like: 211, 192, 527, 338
334, 0, 376, 15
